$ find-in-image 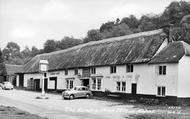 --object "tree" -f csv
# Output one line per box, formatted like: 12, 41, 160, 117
2, 42, 22, 64
138, 15, 157, 31
100, 21, 115, 32
43, 39, 57, 53
162, 1, 190, 27
121, 15, 139, 29
57, 36, 82, 49
0, 49, 4, 63
85, 29, 103, 43
181, 15, 190, 43
21, 46, 31, 58
110, 23, 132, 37
31, 46, 40, 57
